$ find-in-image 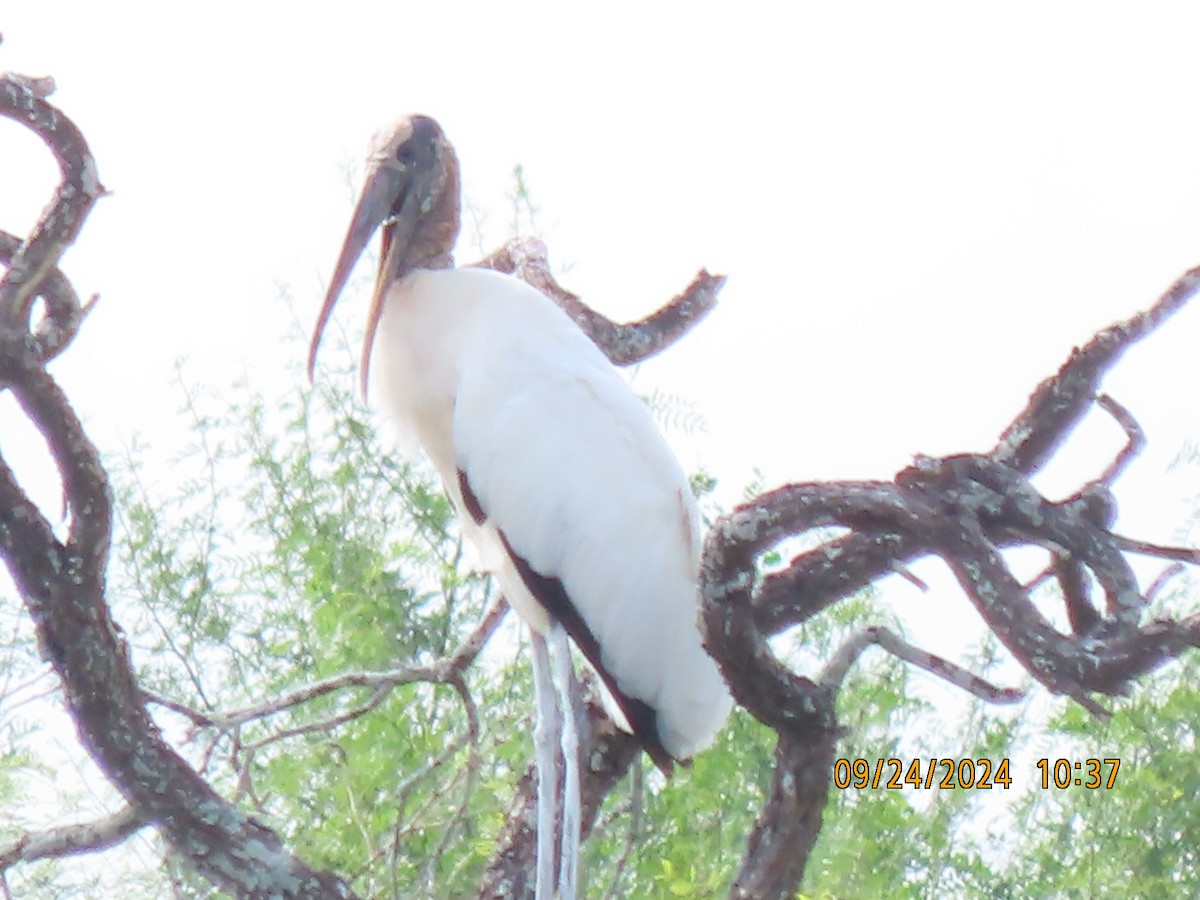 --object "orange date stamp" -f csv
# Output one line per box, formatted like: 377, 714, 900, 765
833, 757, 1013, 790
834, 757, 1124, 790
1036, 758, 1120, 789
